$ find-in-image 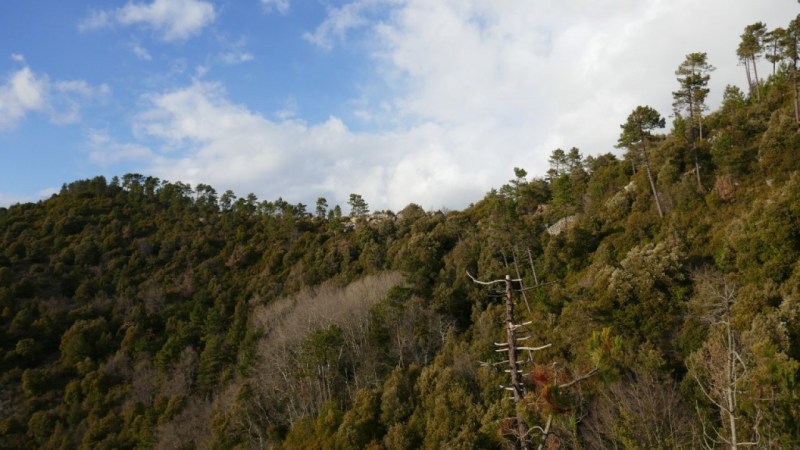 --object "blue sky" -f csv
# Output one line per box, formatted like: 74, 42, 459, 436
1, 0, 797, 211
